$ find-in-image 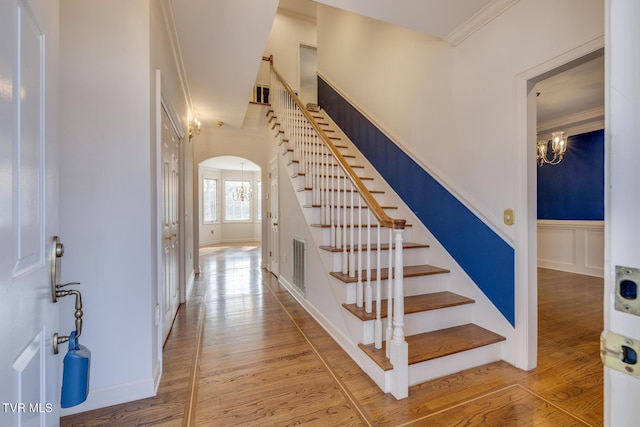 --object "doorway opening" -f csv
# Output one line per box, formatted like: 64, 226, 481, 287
299, 44, 317, 107
198, 156, 262, 247
514, 39, 604, 371
534, 51, 605, 278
